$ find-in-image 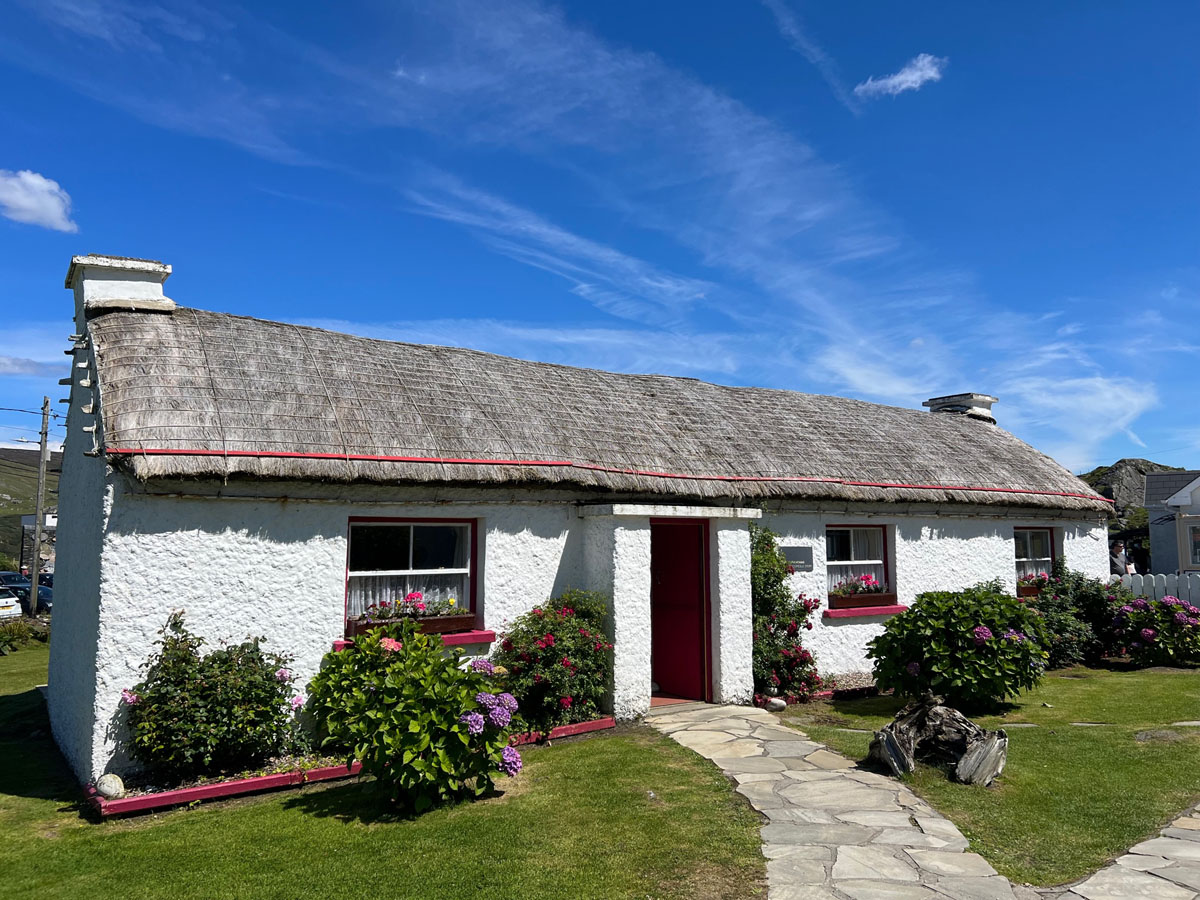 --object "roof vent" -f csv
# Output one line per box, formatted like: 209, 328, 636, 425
922, 393, 998, 425
64, 255, 174, 324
